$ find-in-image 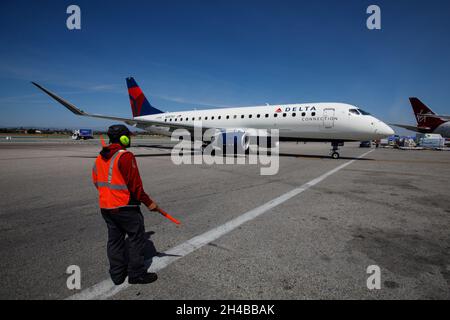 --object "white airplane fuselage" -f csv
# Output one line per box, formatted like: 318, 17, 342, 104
134, 103, 394, 142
